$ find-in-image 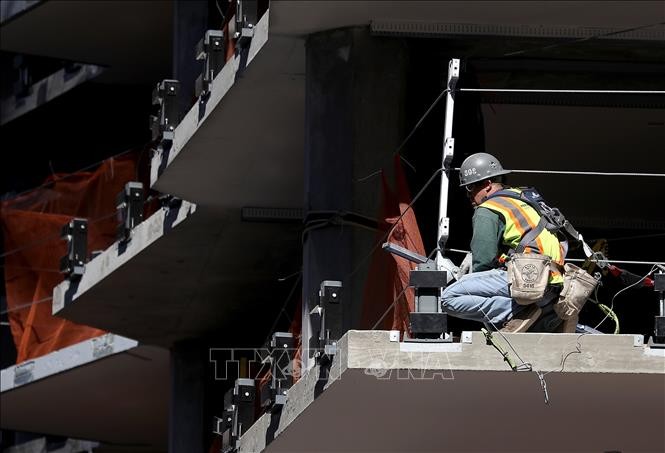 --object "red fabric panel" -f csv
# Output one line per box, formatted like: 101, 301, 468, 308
361, 156, 426, 336
1, 155, 137, 363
